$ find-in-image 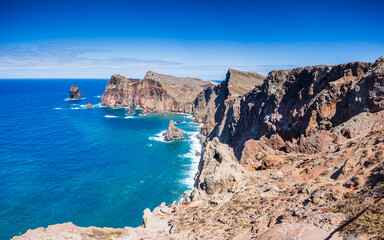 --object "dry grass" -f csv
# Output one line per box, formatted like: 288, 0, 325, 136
82, 228, 123, 240
329, 183, 384, 239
